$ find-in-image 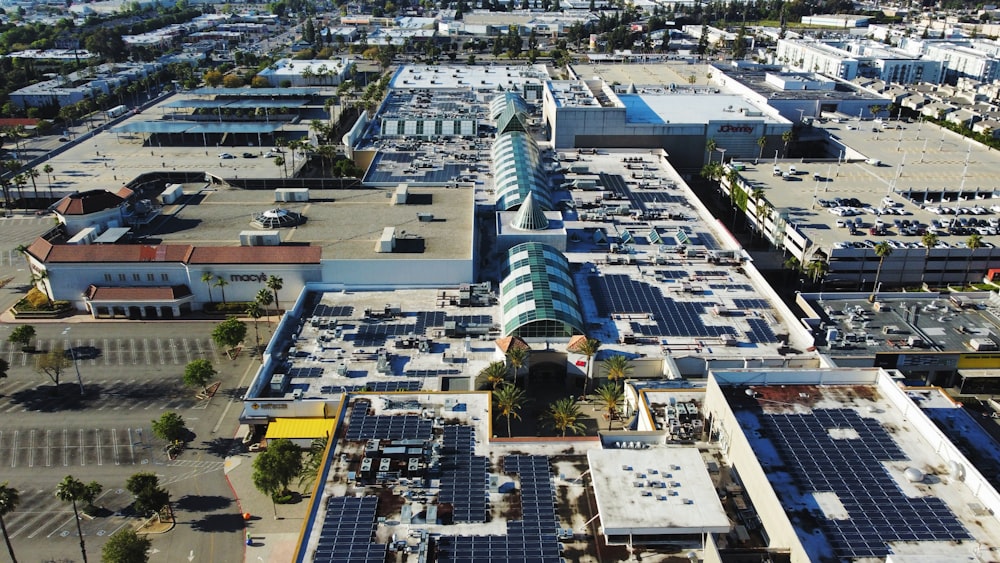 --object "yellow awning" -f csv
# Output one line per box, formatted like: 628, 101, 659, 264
264, 418, 334, 440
